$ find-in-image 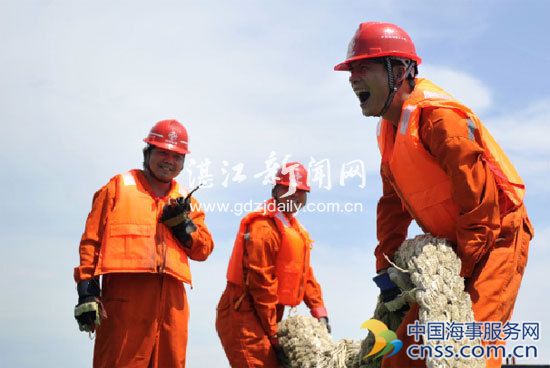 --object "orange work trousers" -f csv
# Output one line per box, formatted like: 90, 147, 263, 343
216, 282, 284, 368
93, 273, 189, 368
382, 211, 532, 368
